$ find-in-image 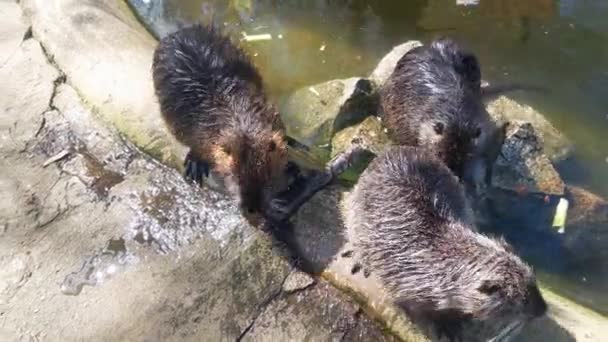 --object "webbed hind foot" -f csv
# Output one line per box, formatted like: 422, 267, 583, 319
184, 151, 210, 186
